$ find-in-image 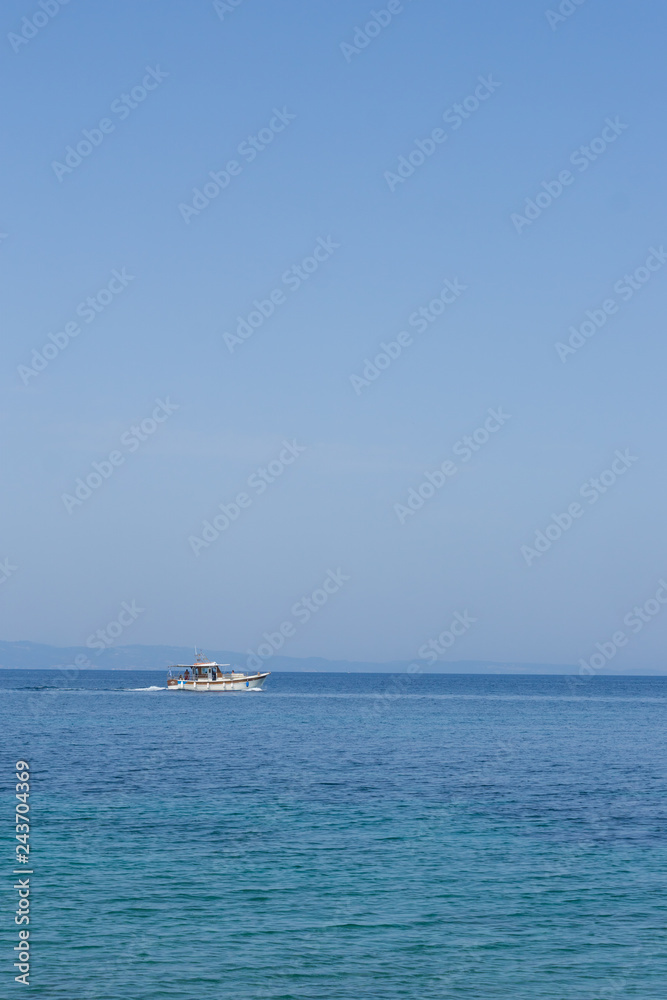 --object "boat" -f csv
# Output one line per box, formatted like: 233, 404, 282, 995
167, 650, 269, 692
